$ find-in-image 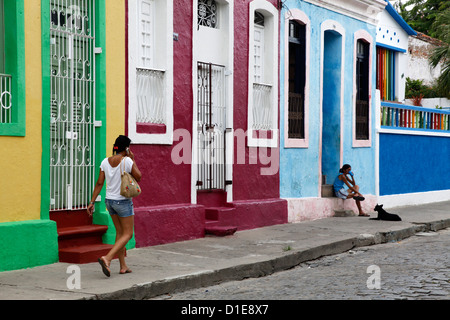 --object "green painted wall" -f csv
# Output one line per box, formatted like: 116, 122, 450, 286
0, 220, 58, 272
